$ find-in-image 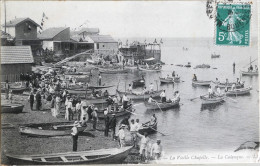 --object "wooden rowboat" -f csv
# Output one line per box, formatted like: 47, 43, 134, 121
192, 80, 211, 87
99, 68, 129, 74
96, 106, 133, 119
116, 89, 163, 100
18, 122, 85, 137
241, 70, 258, 76
1, 103, 24, 113
226, 87, 252, 96
145, 100, 179, 110
1, 87, 28, 94
211, 54, 220, 58
159, 77, 174, 84
6, 146, 133, 165
138, 67, 161, 72
211, 81, 244, 88
138, 122, 157, 135
200, 95, 225, 105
